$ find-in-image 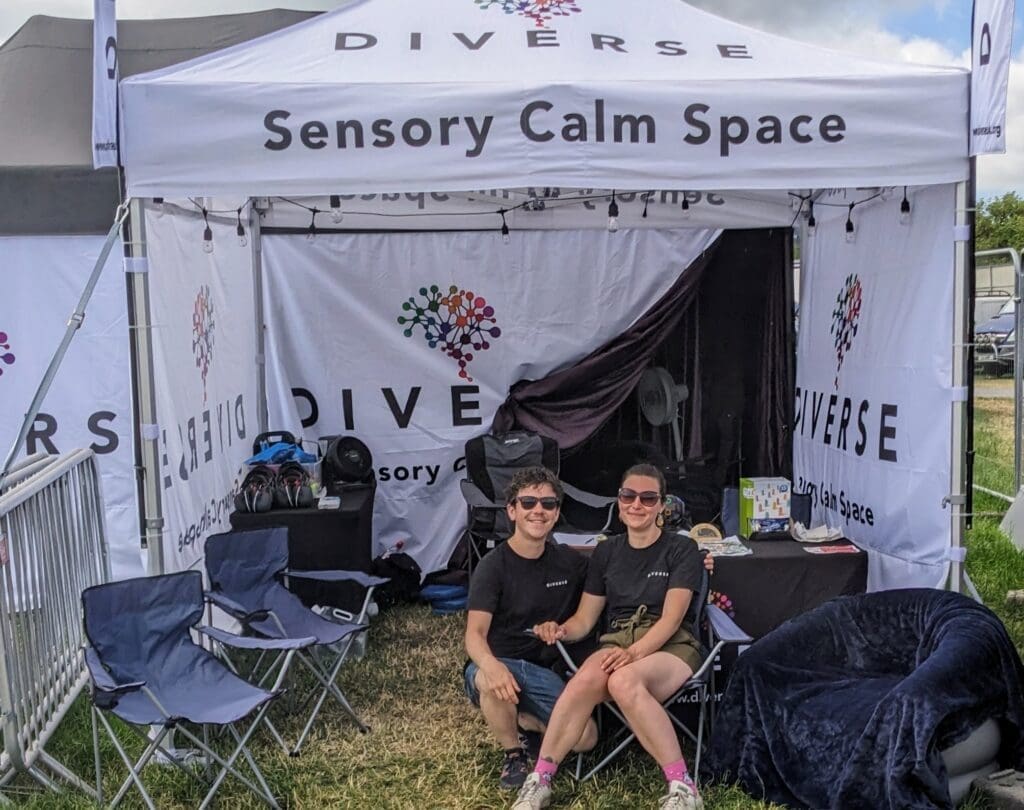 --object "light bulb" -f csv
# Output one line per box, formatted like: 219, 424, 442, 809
680, 198, 691, 219
202, 225, 214, 253
899, 193, 911, 226
502, 230, 511, 245
607, 196, 619, 232
329, 194, 343, 223
845, 221, 856, 243
236, 223, 247, 247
